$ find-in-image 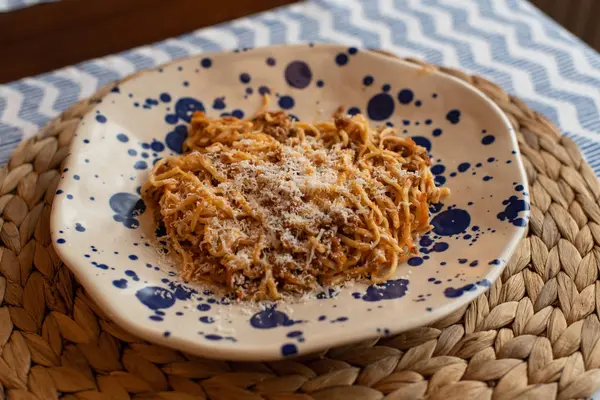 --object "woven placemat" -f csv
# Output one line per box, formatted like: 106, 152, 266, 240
1, 55, 600, 400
